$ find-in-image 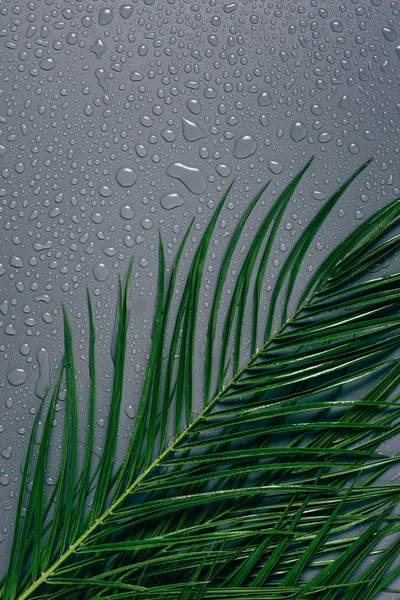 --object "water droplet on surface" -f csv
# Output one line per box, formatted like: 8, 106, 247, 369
257, 91, 272, 106
182, 118, 206, 142
7, 368, 27, 387
92, 263, 110, 282
120, 205, 135, 220
312, 191, 326, 201
119, 5, 134, 19
35, 348, 50, 399
290, 121, 308, 142
166, 163, 206, 194
317, 132, 332, 143
339, 95, 350, 109
1, 448, 12, 460
382, 27, 397, 42
223, 2, 238, 13
125, 405, 135, 419
216, 164, 231, 177
98, 185, 112, 197
348, 143, 360, 155
116, 167, 137, 188
160, 193, 185, 210
267, 160, 284, 175
98, 8, 113, 26
141, 218, 153, 230
187, 99, 202, 115
90, 39, 107, 59
39, 58, 55, 71
233, 135, 257, 159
